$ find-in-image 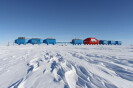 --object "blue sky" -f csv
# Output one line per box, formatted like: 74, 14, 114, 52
0, 0, 133, 45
